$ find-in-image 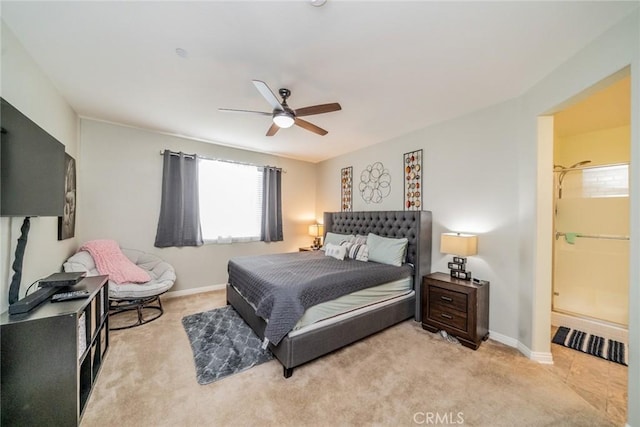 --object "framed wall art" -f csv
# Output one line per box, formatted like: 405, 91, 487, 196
341, 166, 353, 212
58, 153, 76, 240
403, 149, 422, 211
